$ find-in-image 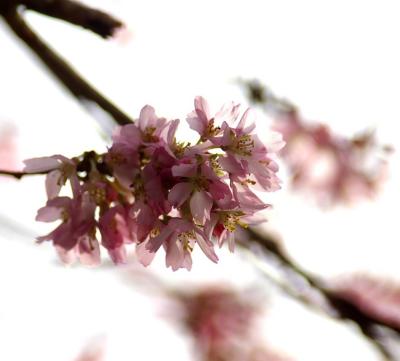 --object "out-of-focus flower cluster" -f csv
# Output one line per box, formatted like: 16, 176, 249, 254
25, 97, 283, 270
243, 80, 391, 206
332, 274, 400, 329
173, 286, 292, 361
275, 112, 389, 205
